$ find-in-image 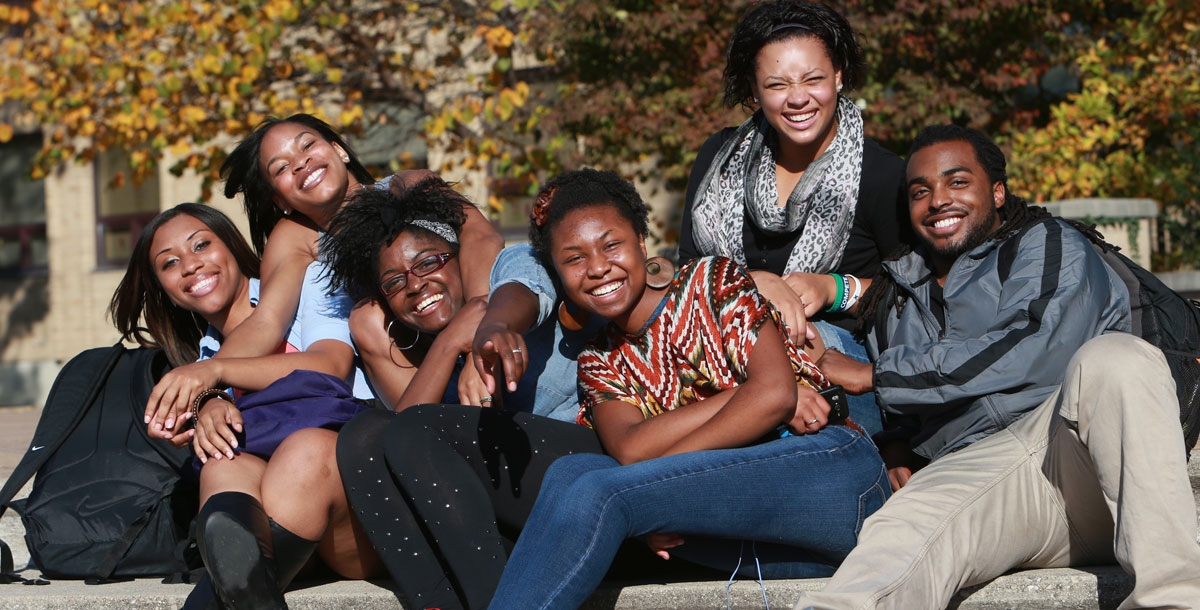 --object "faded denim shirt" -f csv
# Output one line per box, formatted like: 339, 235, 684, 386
488, 243, 607, 422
